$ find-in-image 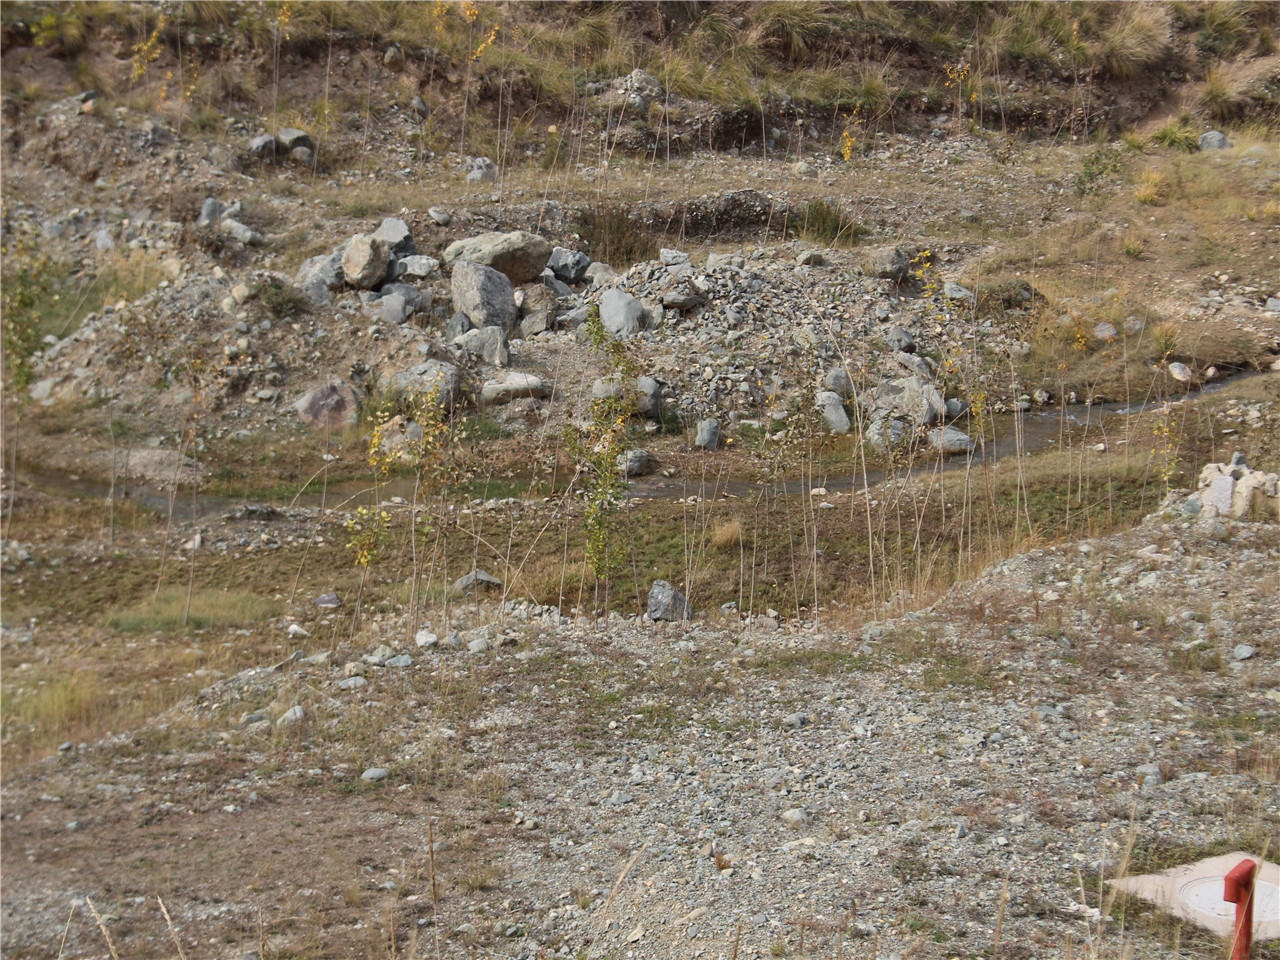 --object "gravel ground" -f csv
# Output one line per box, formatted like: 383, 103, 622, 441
3, 489, 1277, 960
